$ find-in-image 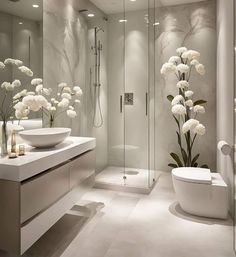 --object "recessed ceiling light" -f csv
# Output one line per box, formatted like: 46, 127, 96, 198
32, 4, 39, 8
19, 22, 23, 25
153, 22, 160, 26
119, 19, 127, 23
130, 0, 136, 2
88, 13, 95, 17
